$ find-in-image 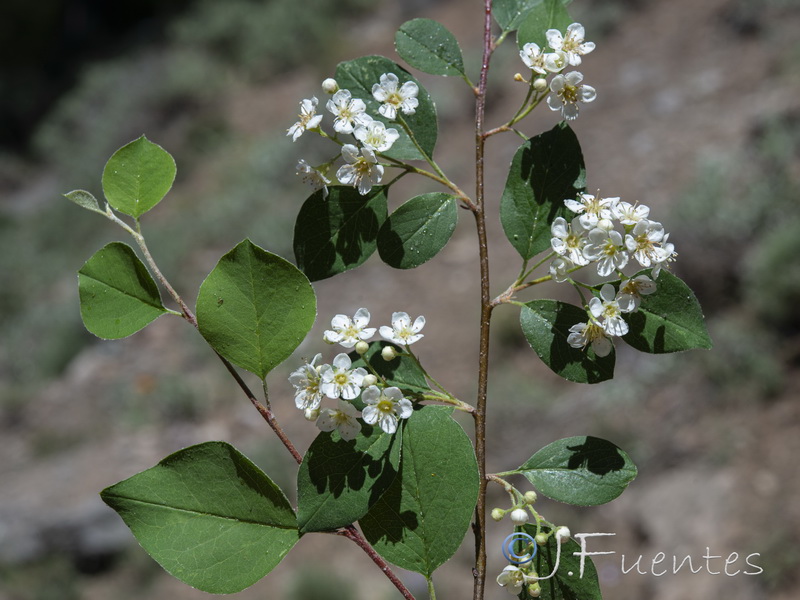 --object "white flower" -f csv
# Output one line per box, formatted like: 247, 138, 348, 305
547, 71, 596, 121
549, 256, 573, 283
546, 23, 595, 66
616, 275, 657, 312
336, 144, 384, 195
320, 353, 367, 400
567, 321, 613, 357
564, 191, 618, 229
612, 201, 650, 226
497, 565, 527, 595
323, 307, 376, 348
361, 385, 413, 434
289, 353, 325, 410
551, 216, 590, 266
354, 120, 400, 152
326, 89, 371, 134
589, 283, 629, 337
287, 97, 323, 141
583, 228, 629, 277
624, 219, 674, 270
296, 159, 330, 198
316, 399, 361, 441
372, 73, 419, 119
519, 43, 567, 74
380, 312, 425, 346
